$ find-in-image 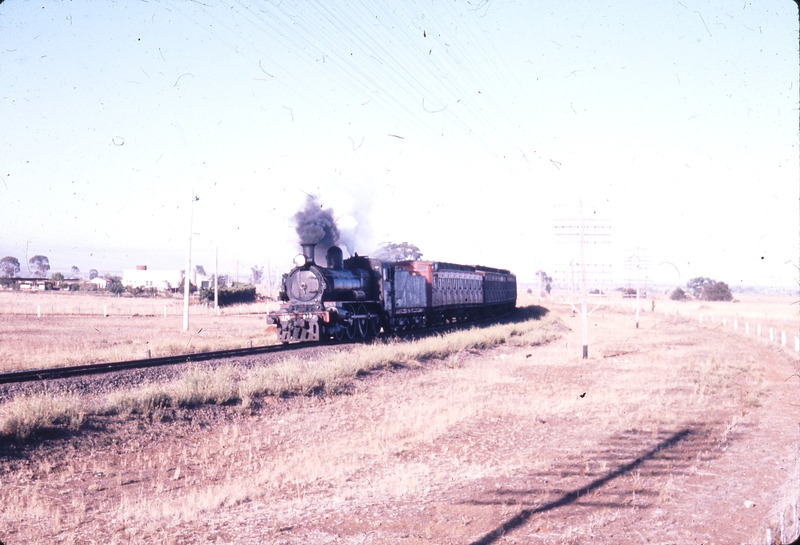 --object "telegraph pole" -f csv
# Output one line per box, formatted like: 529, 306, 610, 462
625, 248, 650, 330
554, 201, 611, 359
214, 247, 219, 316
579, 201, 589, 358
183, 190, 198, 332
